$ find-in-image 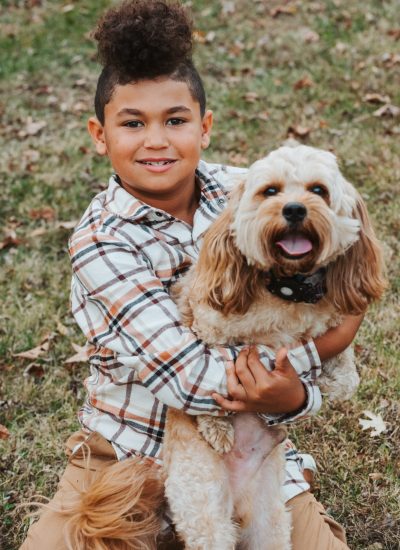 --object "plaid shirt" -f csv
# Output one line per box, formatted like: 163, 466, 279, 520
69, 160, 322, 502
